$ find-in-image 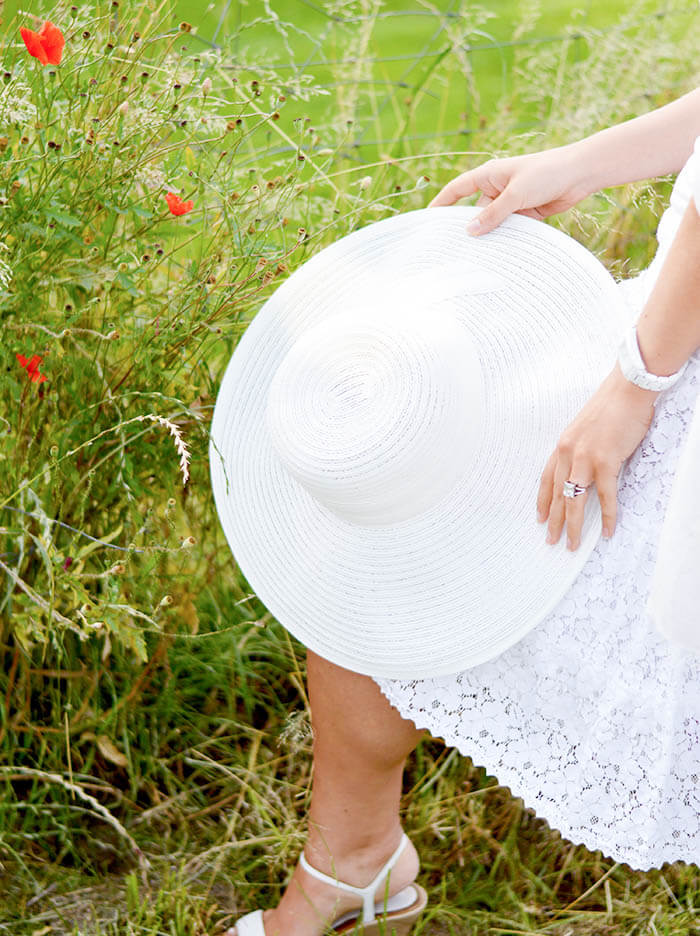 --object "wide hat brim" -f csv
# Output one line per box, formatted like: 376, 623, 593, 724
209, 206, 632, 679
